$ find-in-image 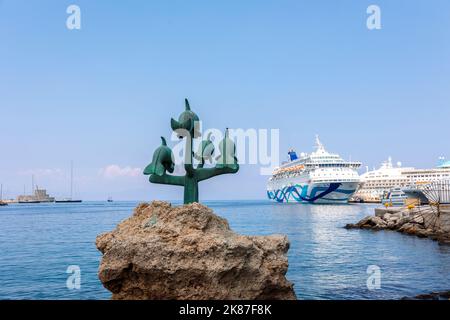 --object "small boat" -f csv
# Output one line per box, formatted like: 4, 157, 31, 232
381, 187, 408, 206
18, 200, 41, 204
0, 202, 7, 206
107, 197, 113, 203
